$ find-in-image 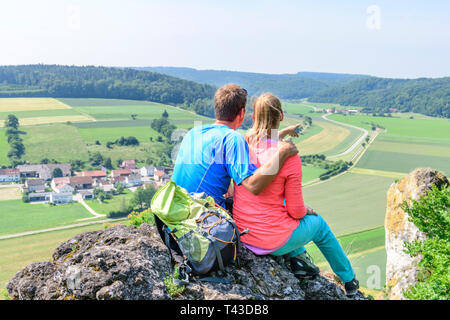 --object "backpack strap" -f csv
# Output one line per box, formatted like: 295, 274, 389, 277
207, 235, 225, 272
